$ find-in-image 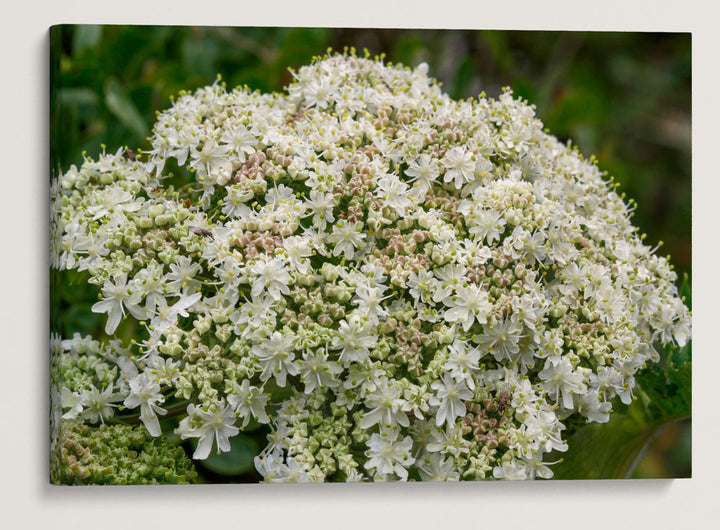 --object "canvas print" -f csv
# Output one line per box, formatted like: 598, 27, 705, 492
49, 26, 692, 484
